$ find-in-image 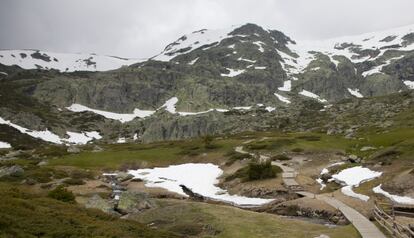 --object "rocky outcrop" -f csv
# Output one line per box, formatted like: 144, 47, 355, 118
85, 194, 118, 215
116, 191, 157, 214
0, 165, 24, 178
